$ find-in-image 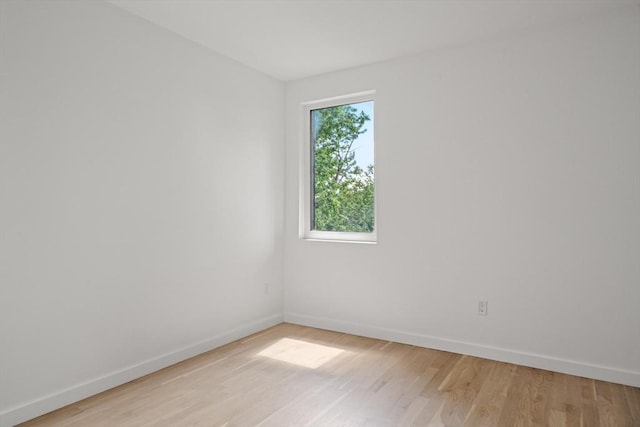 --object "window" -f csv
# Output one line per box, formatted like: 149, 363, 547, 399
300, 91, 376, 243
